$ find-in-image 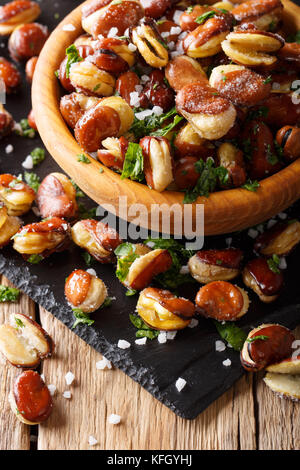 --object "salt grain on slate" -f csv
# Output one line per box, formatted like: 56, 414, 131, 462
215, 340, 226, 352
223, 359, 232, 367
86, 268, 97, 277
118, 339, 131, 349
175, 377, 186, 392
135, 337, 147, 345
22, 155, 34, 169
5, 144, 13, 154
158, 332, 167, 344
